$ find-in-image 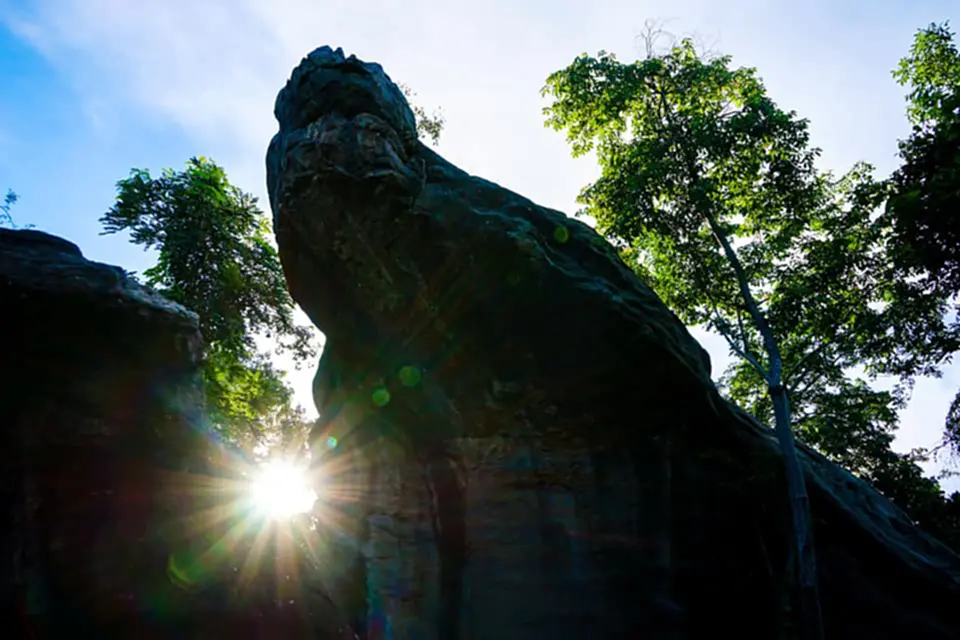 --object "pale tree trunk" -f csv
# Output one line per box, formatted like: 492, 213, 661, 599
703, 210, 824, 640
642, 64, 823, 635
